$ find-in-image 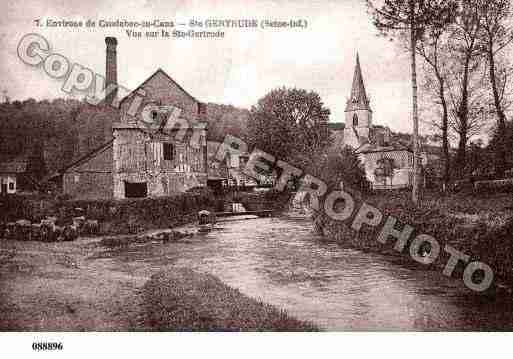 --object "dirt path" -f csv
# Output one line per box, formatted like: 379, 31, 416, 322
0, 238, 149, 331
